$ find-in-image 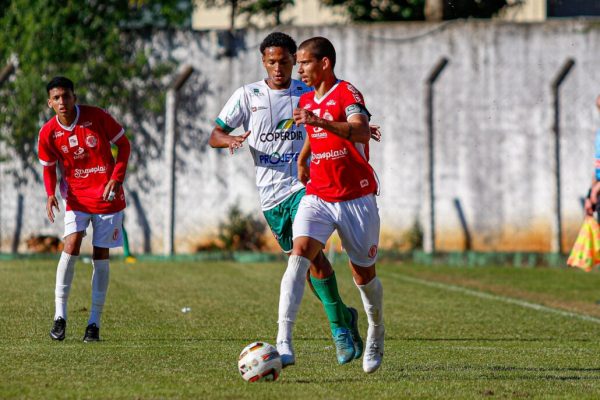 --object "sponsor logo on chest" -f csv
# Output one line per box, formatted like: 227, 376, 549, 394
258, 152, 299, 165
68, 135, 78, 148
85, 134, 98, 148
311, 147, 349, 164
74, 165, 107, 179
53, 131, 64, 139
73, 147, 87, 160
